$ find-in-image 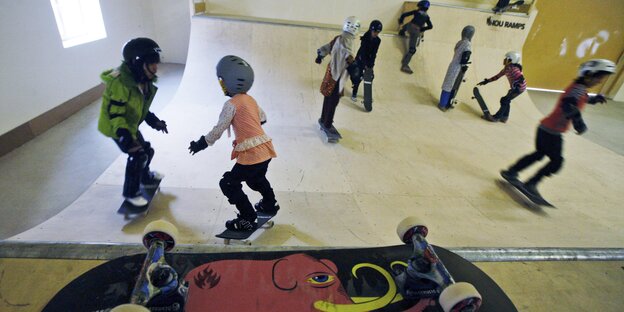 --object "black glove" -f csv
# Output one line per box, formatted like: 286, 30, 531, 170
588, 94, 606, 104
572, 117, 587, 134
188, 136, 208, 155
116, 128, 136, 151
477, 78, 489, 86
145, 112, 168, 133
